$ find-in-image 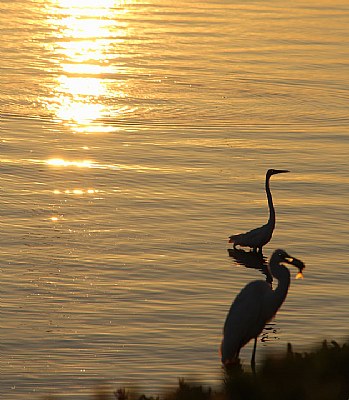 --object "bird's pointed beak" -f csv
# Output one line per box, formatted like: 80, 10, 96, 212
274, 169, 290, 174
285, 256, 305, 278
